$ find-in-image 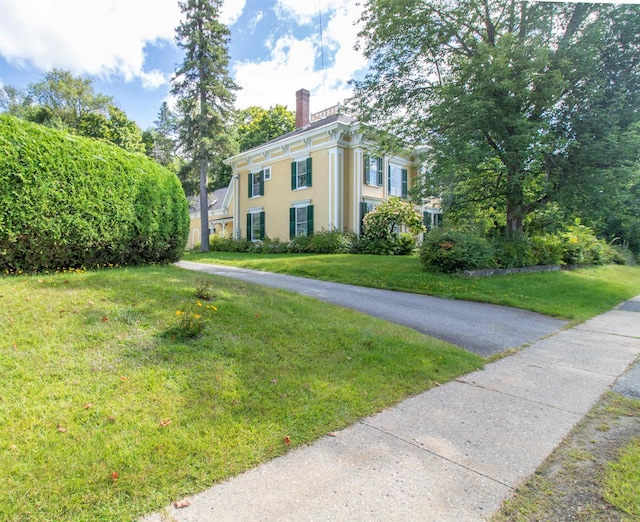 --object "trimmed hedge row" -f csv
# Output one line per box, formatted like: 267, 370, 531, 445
1, 115, 189, 272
